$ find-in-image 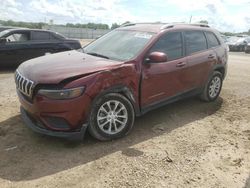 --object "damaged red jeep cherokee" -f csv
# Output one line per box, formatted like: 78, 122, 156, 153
15, 23, 228, 141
